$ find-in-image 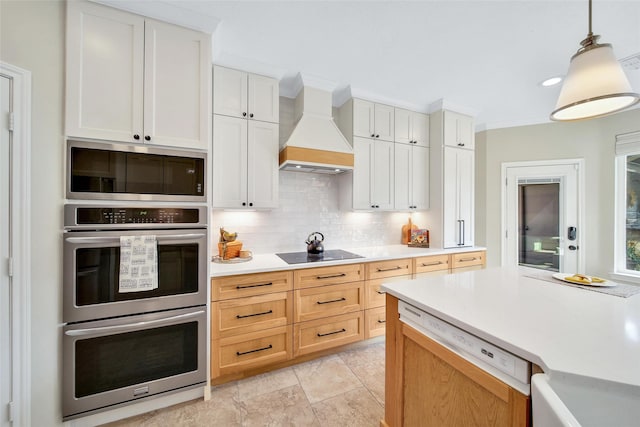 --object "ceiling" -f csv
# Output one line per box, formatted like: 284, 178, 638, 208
97, 0, 640, 130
